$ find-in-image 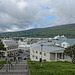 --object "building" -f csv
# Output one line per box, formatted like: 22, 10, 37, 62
18, 40, 27, 45
61, 42, 70, 48
2, 39, 19, 57
18, 45, 30, 59
30, 43, 71, 62
52, 39, 75, 48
